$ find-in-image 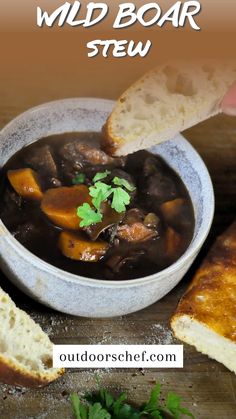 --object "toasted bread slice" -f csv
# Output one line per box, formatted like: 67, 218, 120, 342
0, 287, 64, 387
102, 62, 236, 156
171, 222, 236, 373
